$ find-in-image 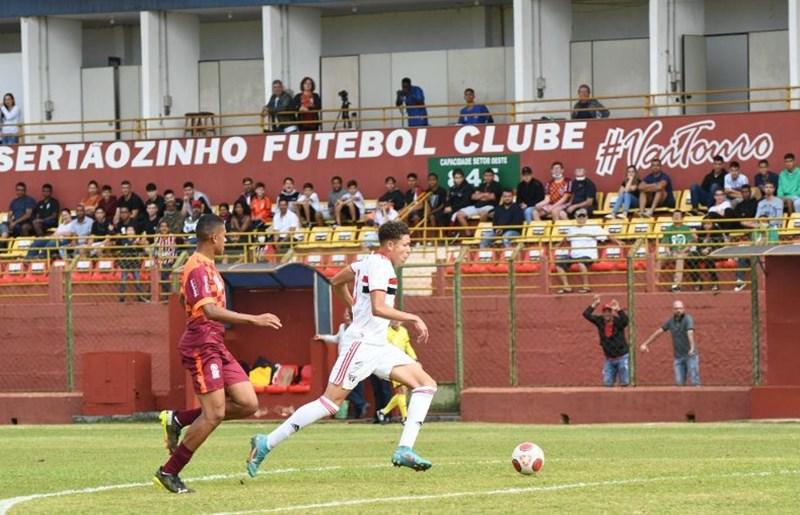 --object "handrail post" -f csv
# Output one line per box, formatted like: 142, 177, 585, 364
64, 262, 75, 392
750, 259, 761, 386
627, 248, 637, 386
453, 255, 464, 403
508, 245, 519, 386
